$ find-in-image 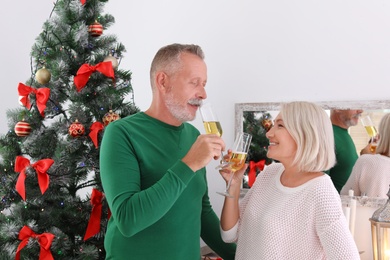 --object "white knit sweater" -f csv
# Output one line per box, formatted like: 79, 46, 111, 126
340, 154, 390, 198
221, 163, 359, 260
